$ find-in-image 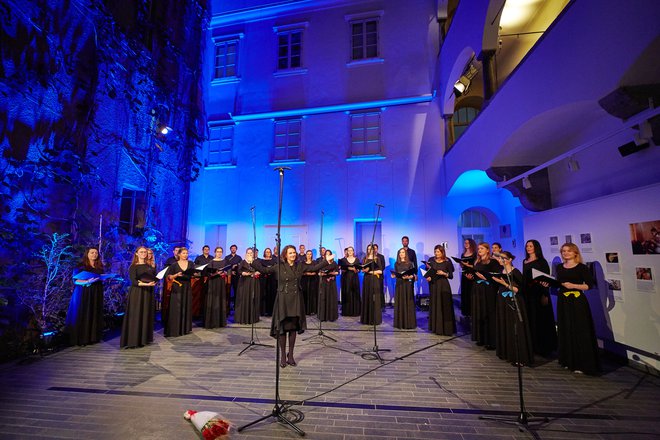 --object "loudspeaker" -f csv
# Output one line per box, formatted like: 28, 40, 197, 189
618, 140, 650, 157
